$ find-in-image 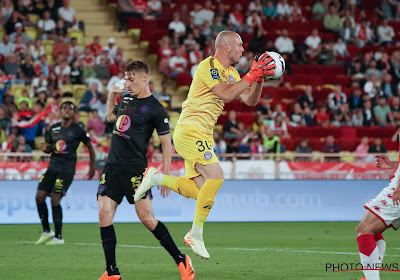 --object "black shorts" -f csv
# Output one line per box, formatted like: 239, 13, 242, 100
97, 163, 152, 204
37, 168, 74, 196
